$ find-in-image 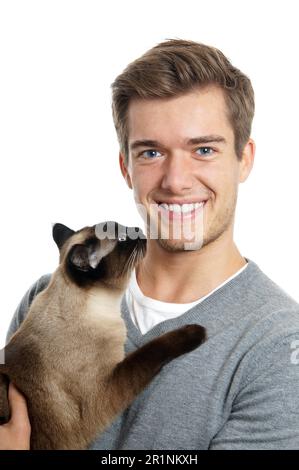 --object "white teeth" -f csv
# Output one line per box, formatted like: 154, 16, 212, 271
171, 204, 181, 213
158, 202, 204, 213
181, 203, 194, 213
